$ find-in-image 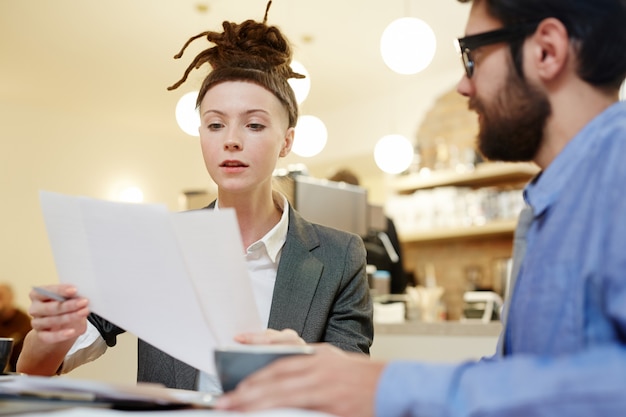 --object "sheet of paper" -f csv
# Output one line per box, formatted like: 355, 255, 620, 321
39, 191, 263, 375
